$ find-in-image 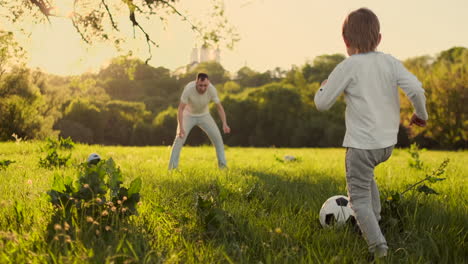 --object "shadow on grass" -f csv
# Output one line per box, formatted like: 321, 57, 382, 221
155, 167, 356, 263
378, 189, 468, 263
100, 164, 468, 263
